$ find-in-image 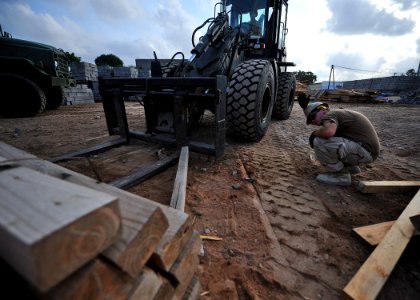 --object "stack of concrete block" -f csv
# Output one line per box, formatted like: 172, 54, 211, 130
70, 62, 98, 82
113, 67, 138, 78
63, 84, 94, 105
68, 62, 102, 103
97, 65, 114, 78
